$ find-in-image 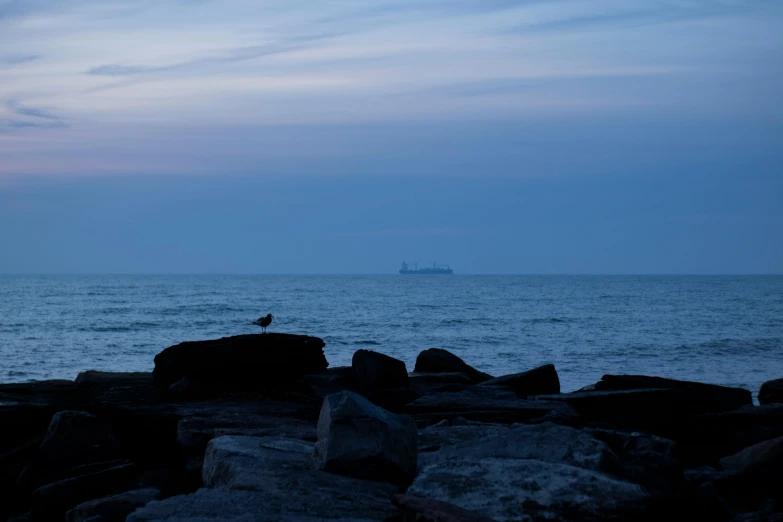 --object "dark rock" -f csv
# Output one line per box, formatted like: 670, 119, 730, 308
313, 391, 418, 486
177, 408, 316, 473
409, 456, 647, 521
30, 462, 137, 521
587, 428, 684, 493
128, 435, 399, 521
408, 372, 474, 396
405, 386, 579, 427
301, 366, 357, 397
152, 333, 327, 392
418, 423, 510, 453
393, 494, 498, 522
17, 410, 125, 493
480, 363, 560, 396
363, 387, 421, 412
352, 350, 409, 391
731, 513, 783, 522
66, 488, 160, 522
594, 374, 752, 413
413, 348, 493, 383
759, 378, 783, 405
0, 380, 85, 451
533, 386, 751, 438
681, 404, 783, 465
418, 422, 618, 474
720, 435, 783, 503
